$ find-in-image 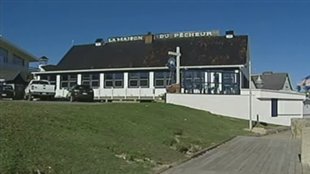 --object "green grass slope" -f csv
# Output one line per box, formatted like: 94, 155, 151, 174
0, 101, 249, 173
